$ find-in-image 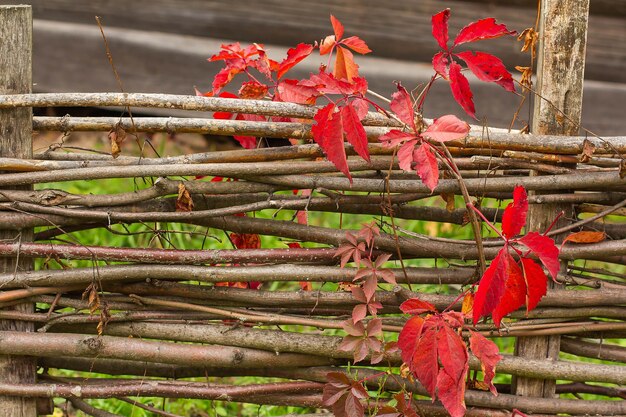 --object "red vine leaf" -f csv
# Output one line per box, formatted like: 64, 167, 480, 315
491, 256, 525, 326
518, 232, 560, 281
502, 185, 528, 239
390, 83, 416, 130
454, 51, 515, 92
276, 79, 320, 105
432, 51, 450, 79
413, 142, 440, 192
449, 61, 476, 119
335, 47, 360, 82
422, 115, 470, 143
311, 103, 351, 181
520, 257, 548, 312
431, 9, 451, 50
341, 103, 370, 162
473, 249, 510, 324
277, 43, 314, 79
322, 372, 366, 417
335, 232, 365, 267
238, 80, 269, 99
397, 315, 425, 365
399, 298, 436, 315
436, 325, 468, 417
453, 18, 516, 47
468, 331, 502, 395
